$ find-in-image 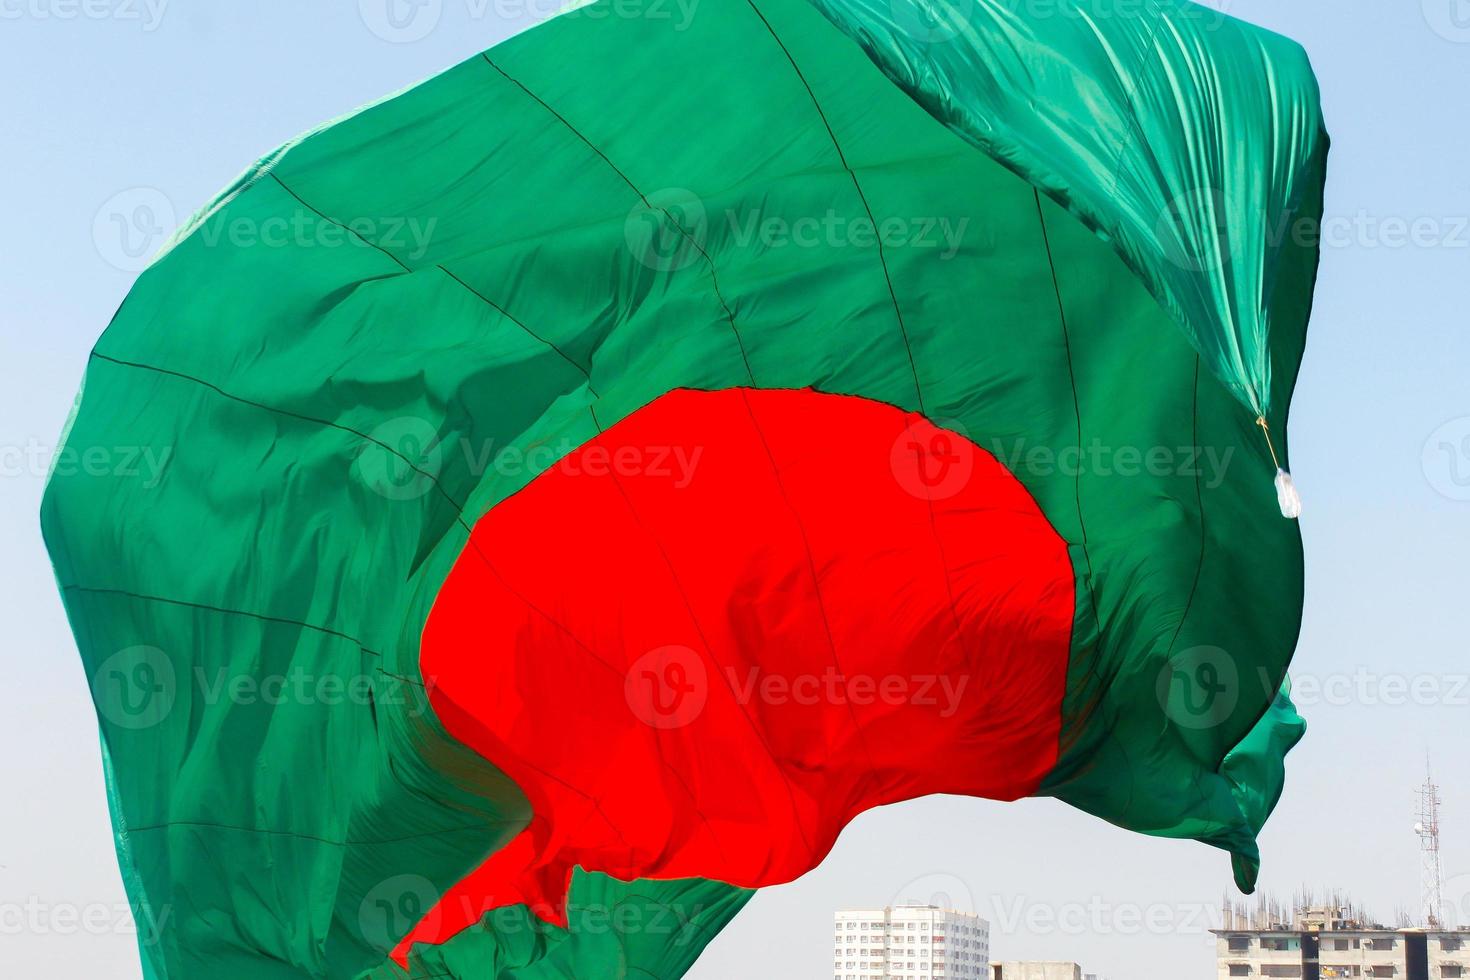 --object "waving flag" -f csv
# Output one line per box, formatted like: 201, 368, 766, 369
43, 0, 1326, 975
